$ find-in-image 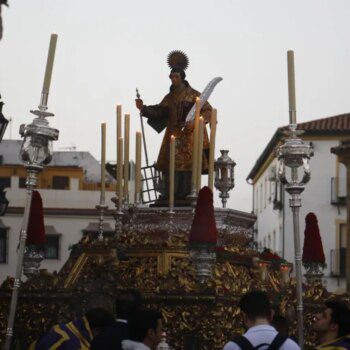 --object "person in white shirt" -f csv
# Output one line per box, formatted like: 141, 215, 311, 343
223, 291, 300, 350
122, 310, 163, 350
